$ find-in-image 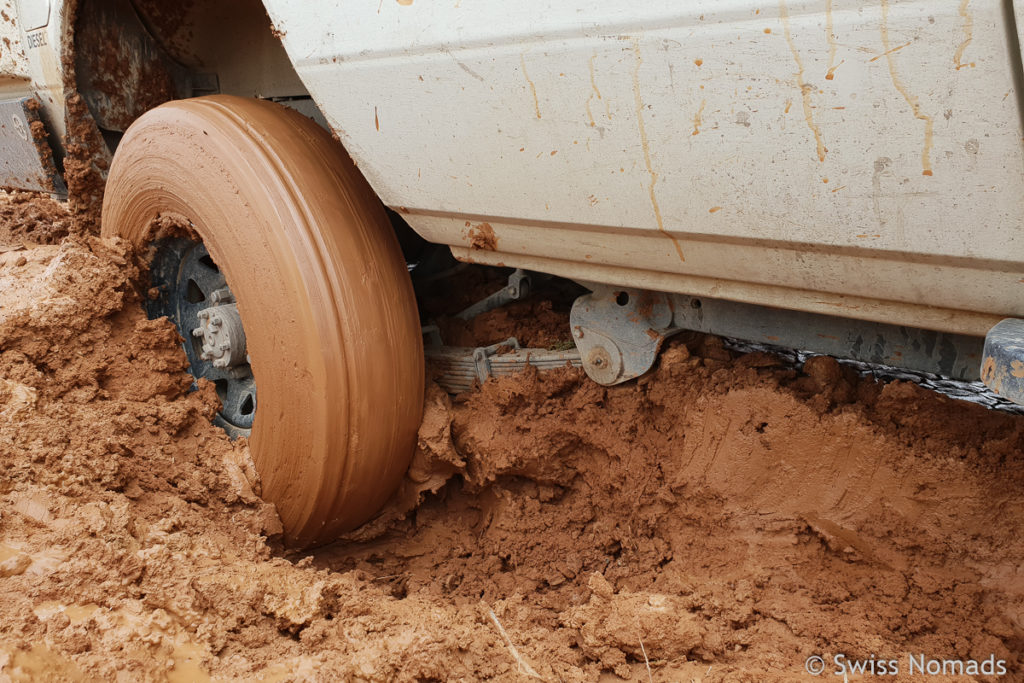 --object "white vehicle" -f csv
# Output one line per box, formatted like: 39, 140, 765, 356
6, 0, 1024, 545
